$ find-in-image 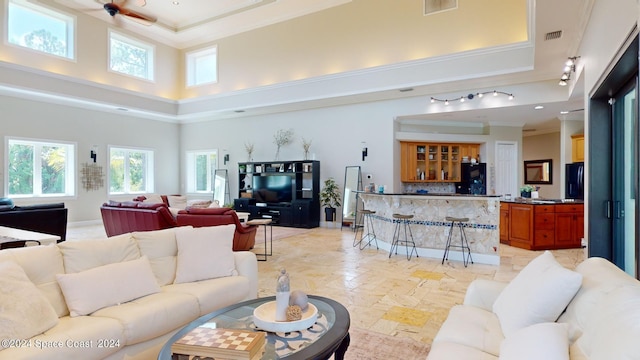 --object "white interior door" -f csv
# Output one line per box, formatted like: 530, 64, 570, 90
495, 141, 518, 197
